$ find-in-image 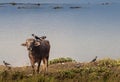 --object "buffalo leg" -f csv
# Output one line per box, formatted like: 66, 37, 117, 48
37, 61, 41, 74
30, 60, 35, 74
31, 64, 35, 74
43, 58, 48, 72
46, 56, 49, 69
